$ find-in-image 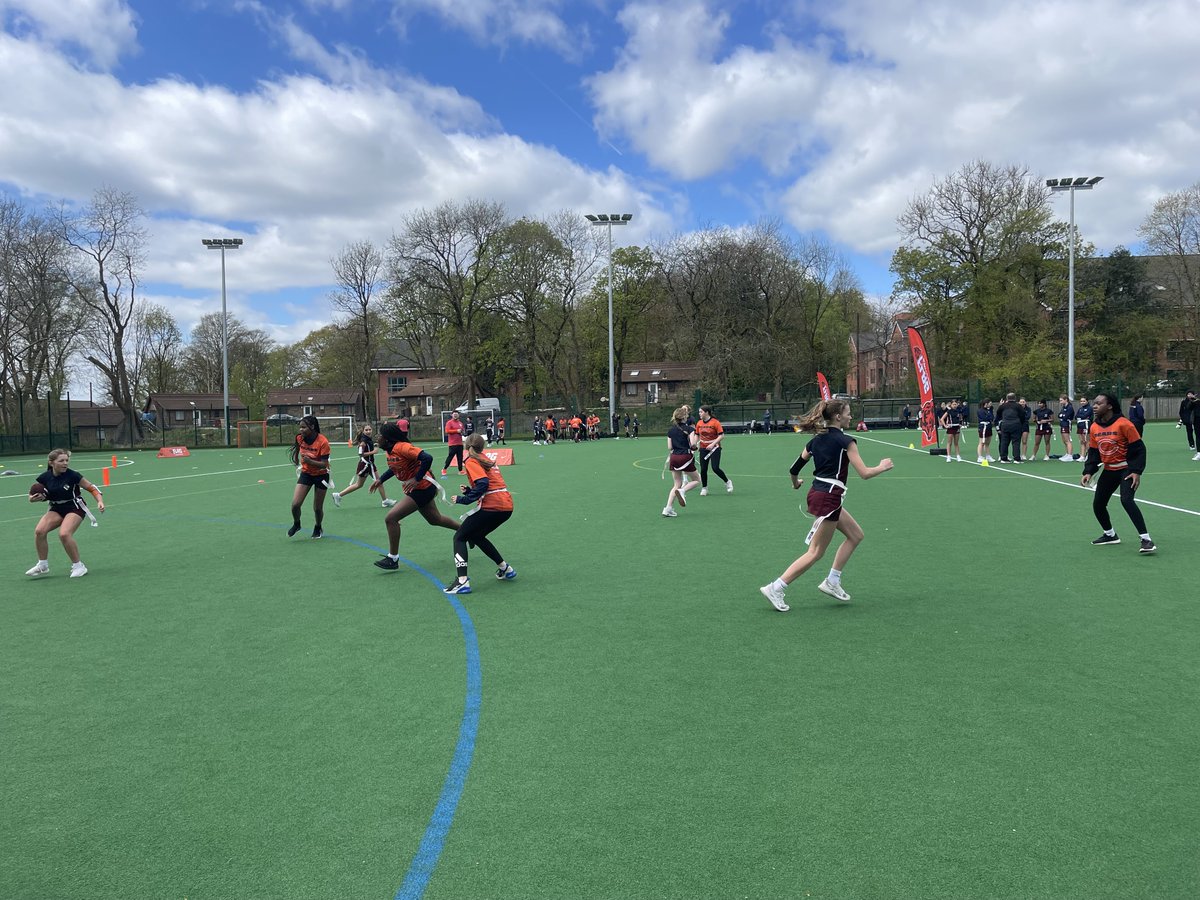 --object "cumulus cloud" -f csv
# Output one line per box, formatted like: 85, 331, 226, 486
0, 0, 137, 68
590, 0, 1200, 255
386, 0, 581, 56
